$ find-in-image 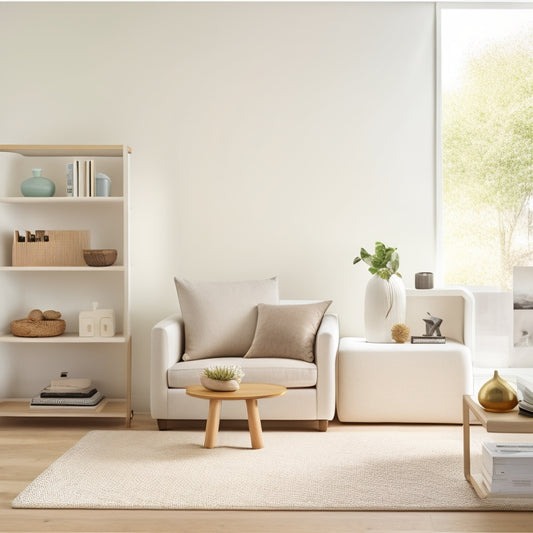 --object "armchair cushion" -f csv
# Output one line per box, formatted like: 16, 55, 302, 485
244, 301, 332, 362
167, 356, 318, 388
174, 277, 279, 360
